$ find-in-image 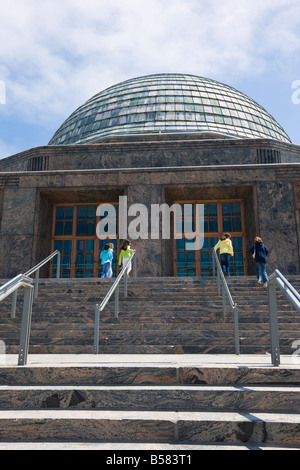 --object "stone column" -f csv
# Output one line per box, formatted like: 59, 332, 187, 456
256, 181, 299, 274
124, 183, 163, 277
0, 188, 37, 277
